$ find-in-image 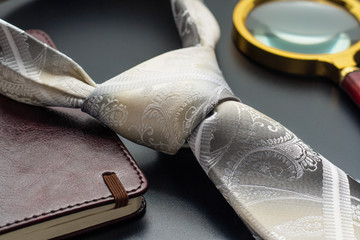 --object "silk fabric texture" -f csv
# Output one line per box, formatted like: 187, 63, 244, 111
0, 0, 359, 239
